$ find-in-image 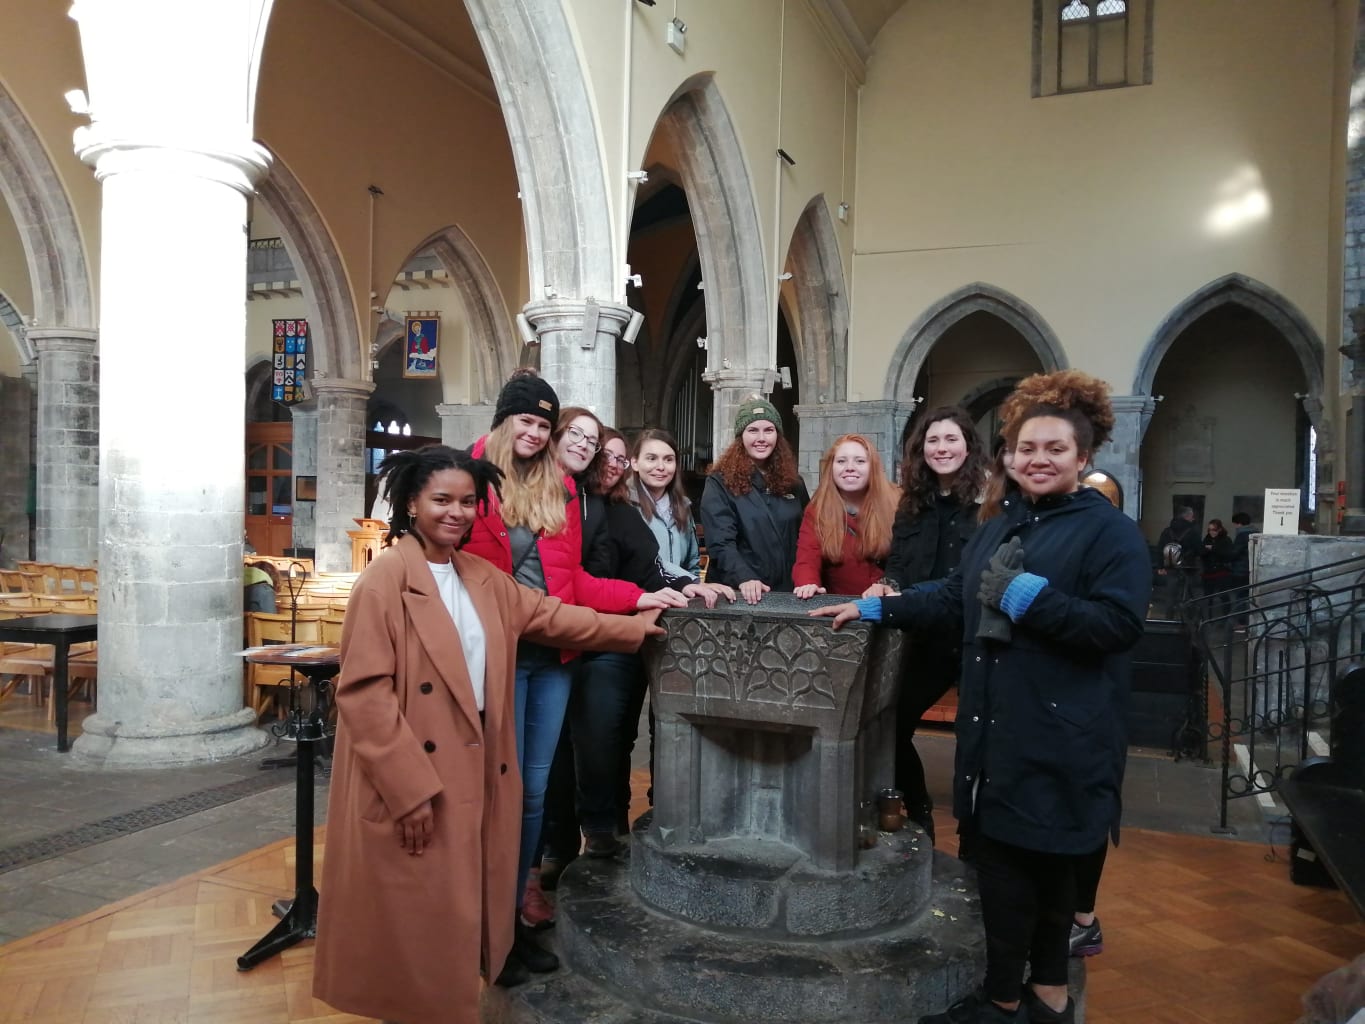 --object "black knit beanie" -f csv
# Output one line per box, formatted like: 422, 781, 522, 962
491, 370, 560, 429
